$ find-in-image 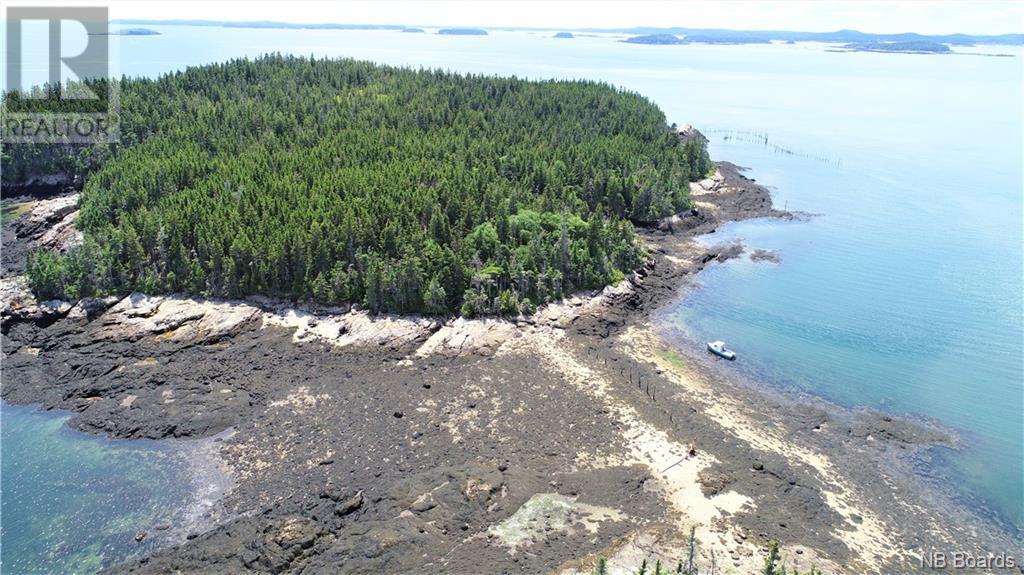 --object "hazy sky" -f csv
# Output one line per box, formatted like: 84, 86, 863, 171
7, 0, 1024, 35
